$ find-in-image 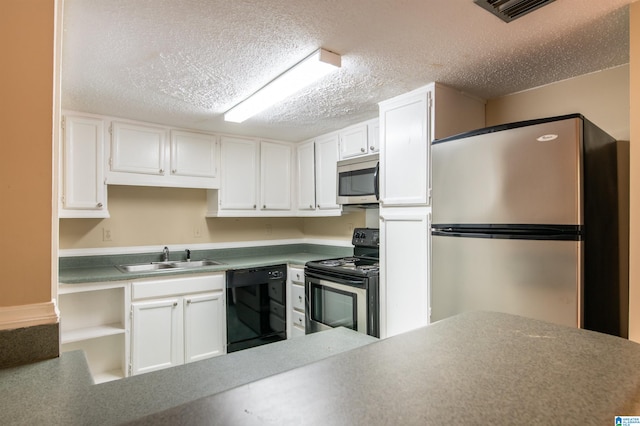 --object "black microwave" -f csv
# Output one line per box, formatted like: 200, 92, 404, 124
336, 154, 379, 205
